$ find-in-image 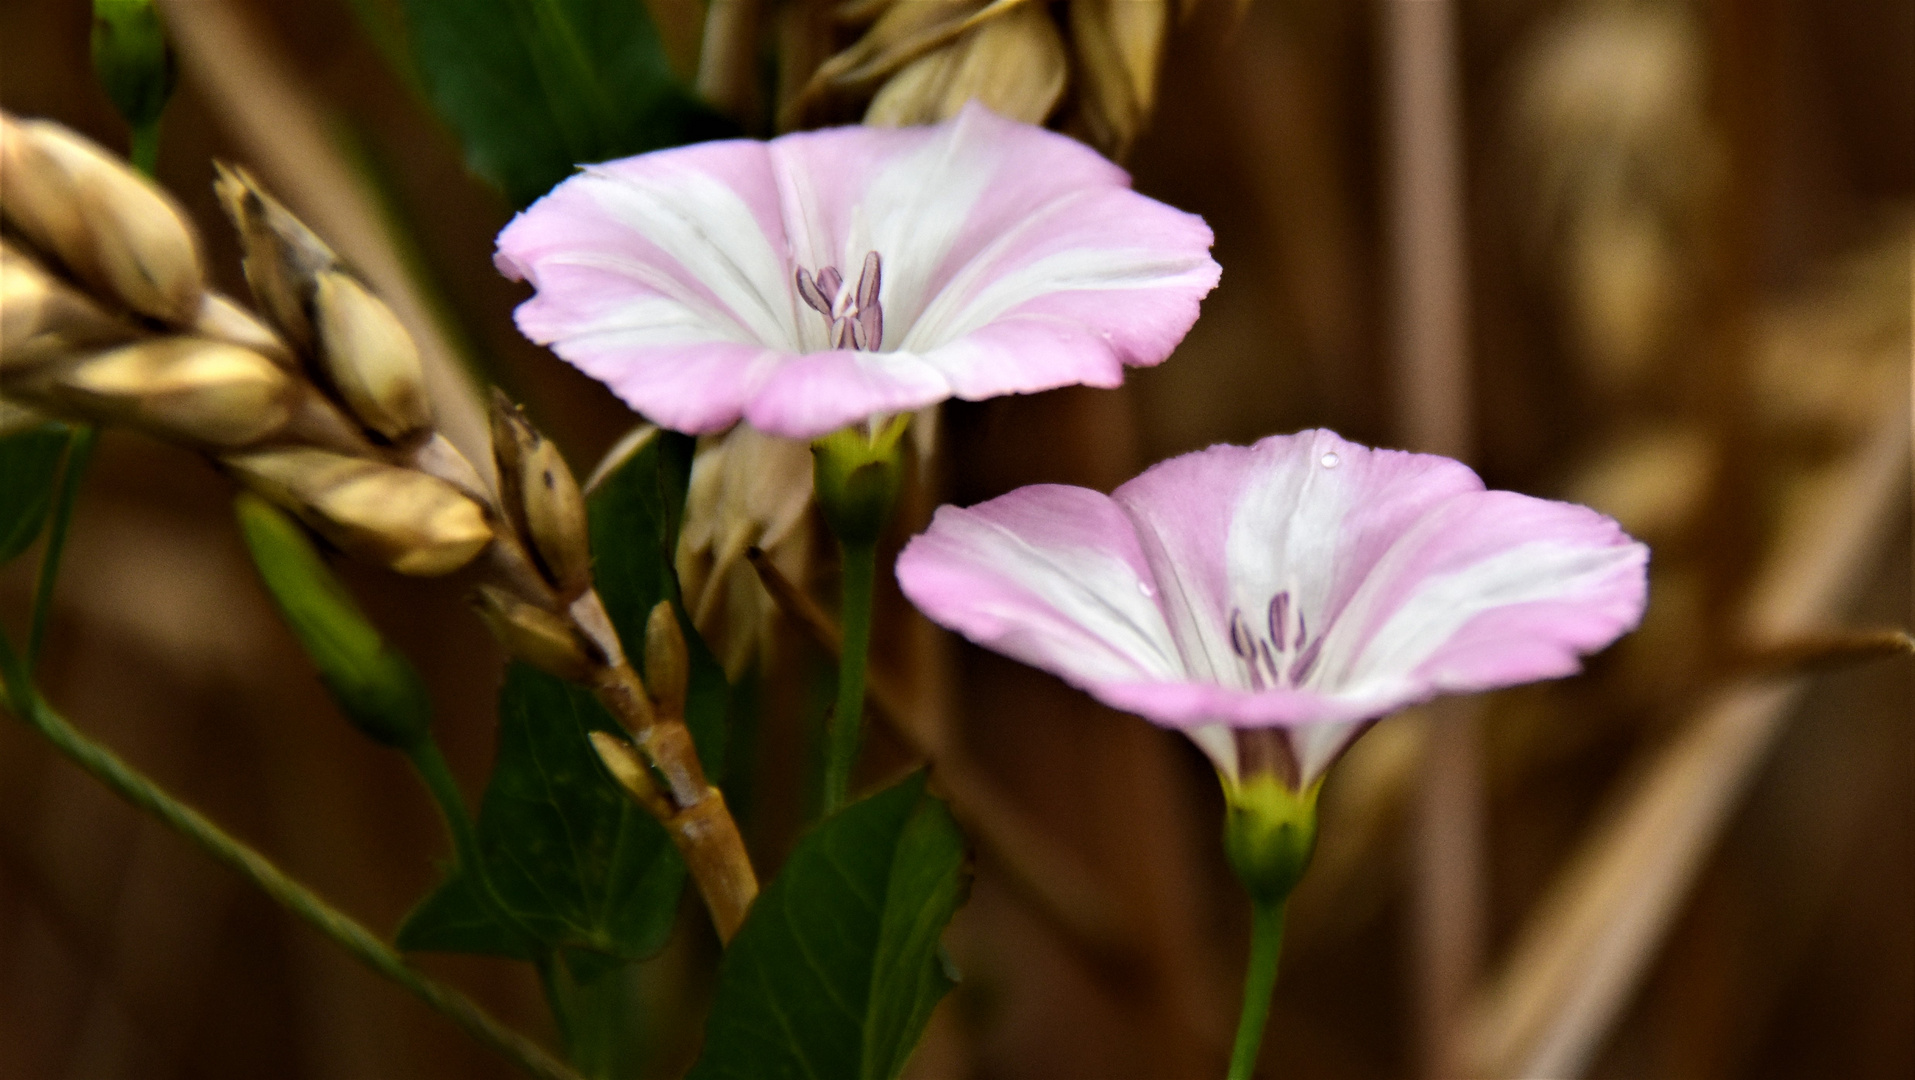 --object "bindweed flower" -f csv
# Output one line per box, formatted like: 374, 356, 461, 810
897, 429, 1649, 794
493, 103, 1219, 440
